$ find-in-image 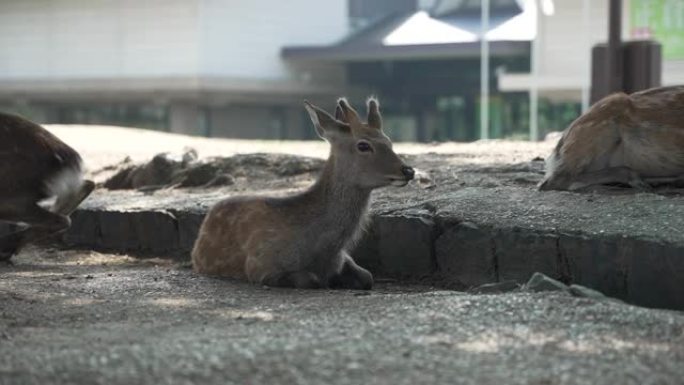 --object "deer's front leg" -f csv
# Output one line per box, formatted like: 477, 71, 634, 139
0, 225, 22, 262
328, 251, 373, 290
0, 202, 71, 260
